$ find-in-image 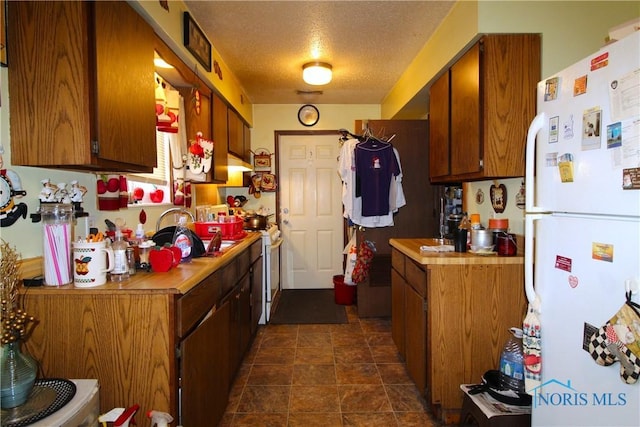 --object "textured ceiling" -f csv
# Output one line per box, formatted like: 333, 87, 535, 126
185, 1, 455, 108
